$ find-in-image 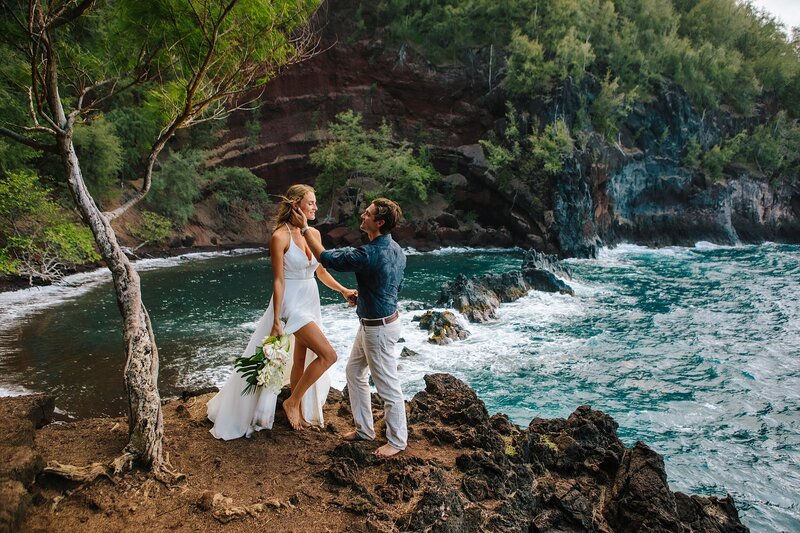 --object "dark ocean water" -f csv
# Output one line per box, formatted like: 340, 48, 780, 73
0, 243, 797, 531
